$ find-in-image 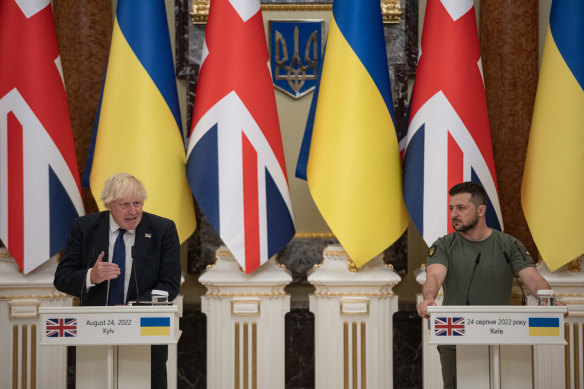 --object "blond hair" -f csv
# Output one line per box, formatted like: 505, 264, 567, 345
101, 173, 147, 207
